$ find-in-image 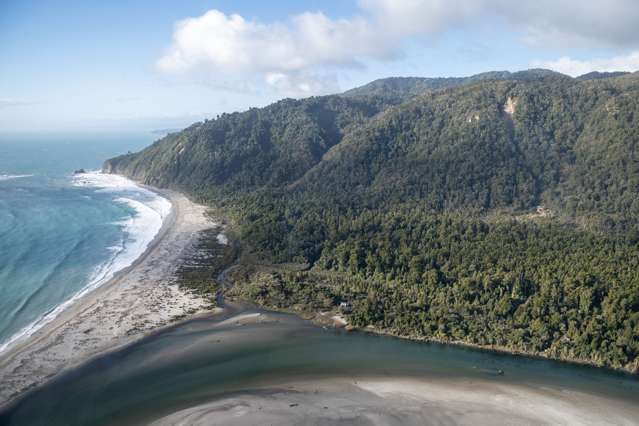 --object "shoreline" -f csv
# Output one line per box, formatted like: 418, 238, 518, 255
356, 324, 639, 378
1, 179, 636, 415
0, 175, 174, 355
143, 310, 639, 425
0, 184, 216, 408
5, 307, 637, 425
151, 375, 639, 426
253, 303, 639, 378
